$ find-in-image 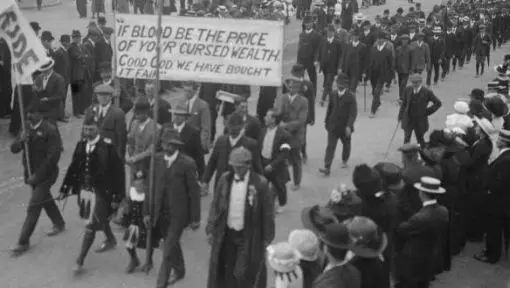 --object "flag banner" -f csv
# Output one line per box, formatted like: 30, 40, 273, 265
0, 0, 49, 84
115, 14, 284, 86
